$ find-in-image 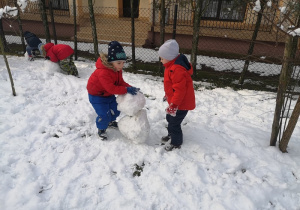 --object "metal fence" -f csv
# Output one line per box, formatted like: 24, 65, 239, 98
1, 2, 300, 92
